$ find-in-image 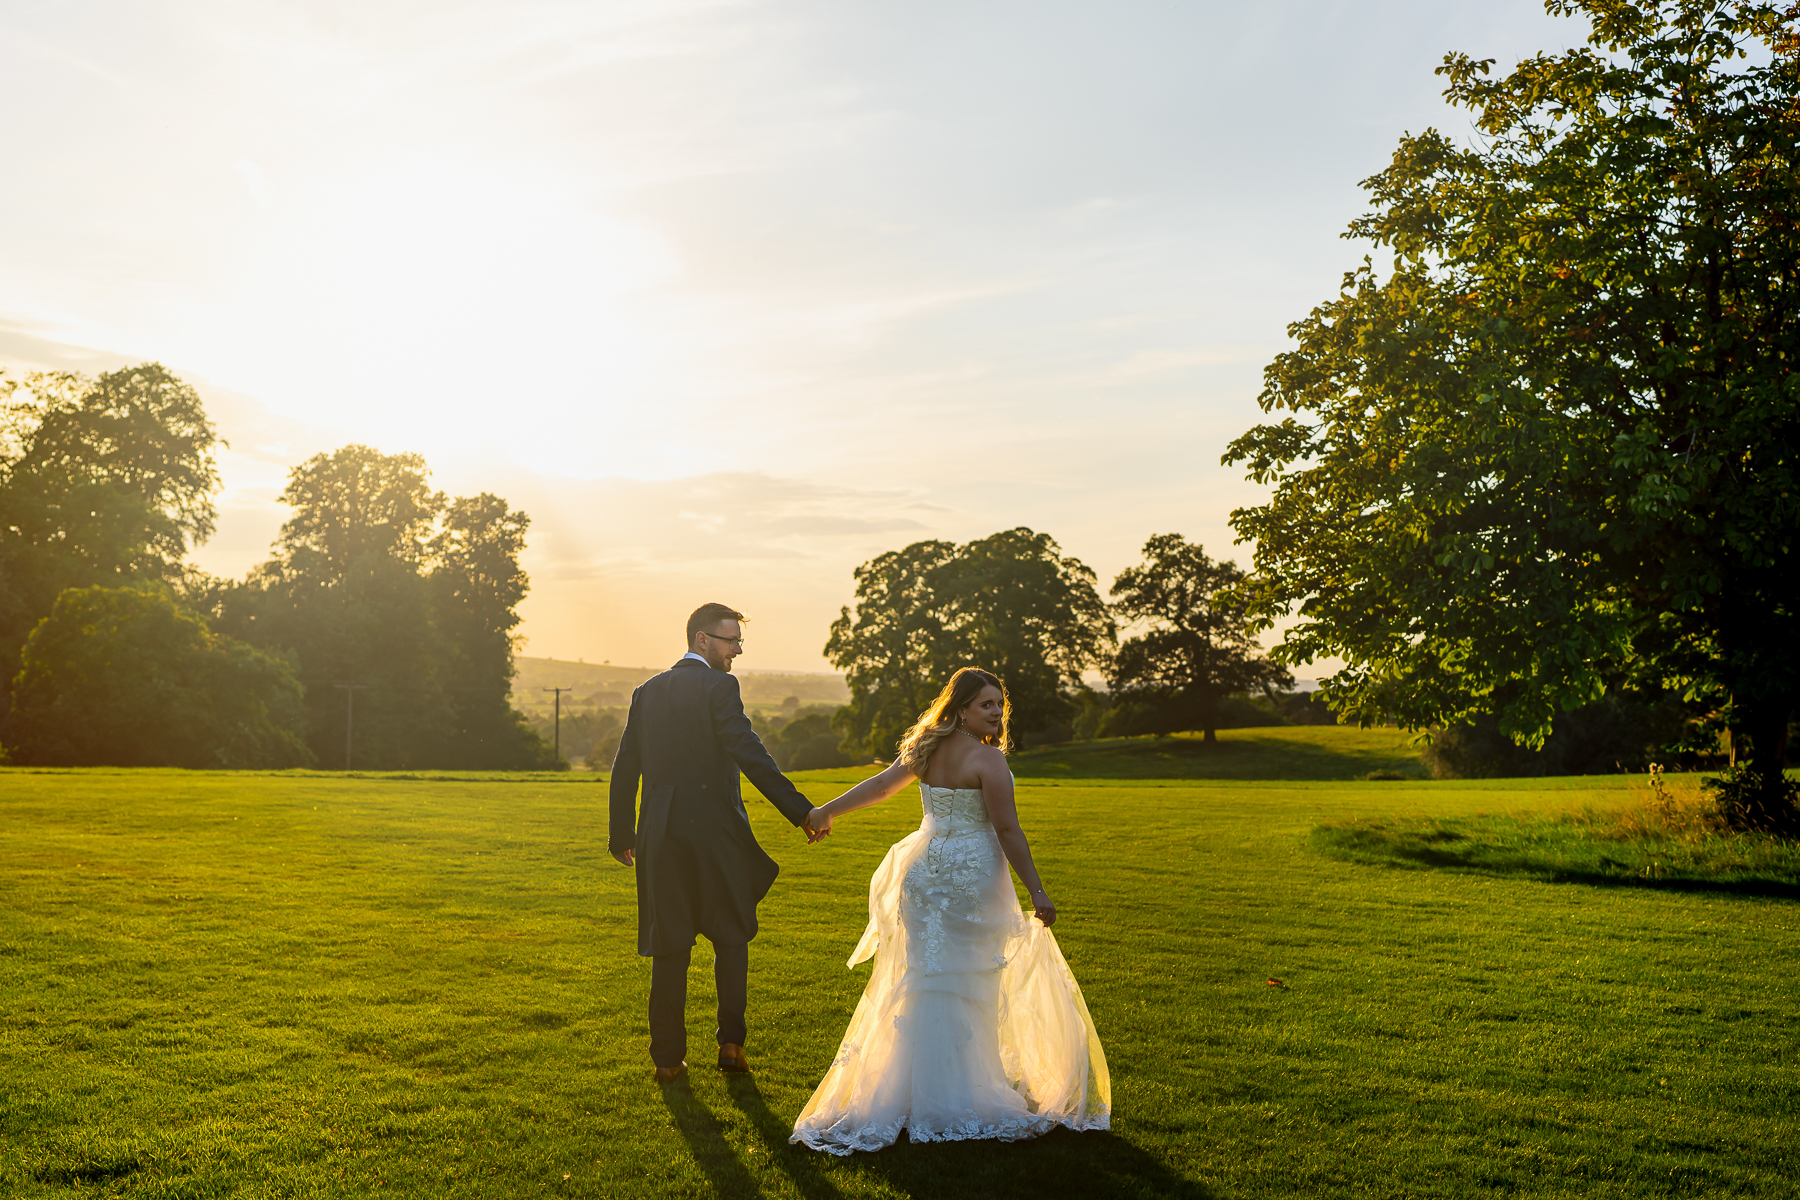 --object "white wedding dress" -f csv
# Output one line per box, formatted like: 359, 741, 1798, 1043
790, 780, 1110, 1154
